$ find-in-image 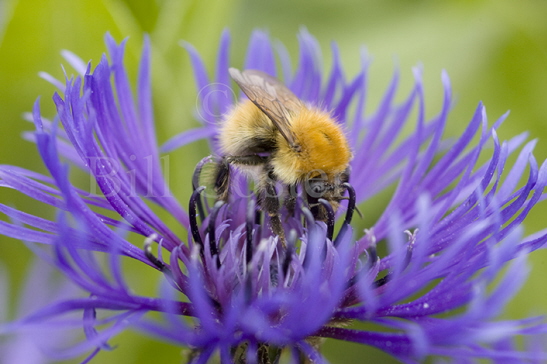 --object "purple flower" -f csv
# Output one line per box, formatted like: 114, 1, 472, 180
0, 259, 82, 364
2, 29, 547, 363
